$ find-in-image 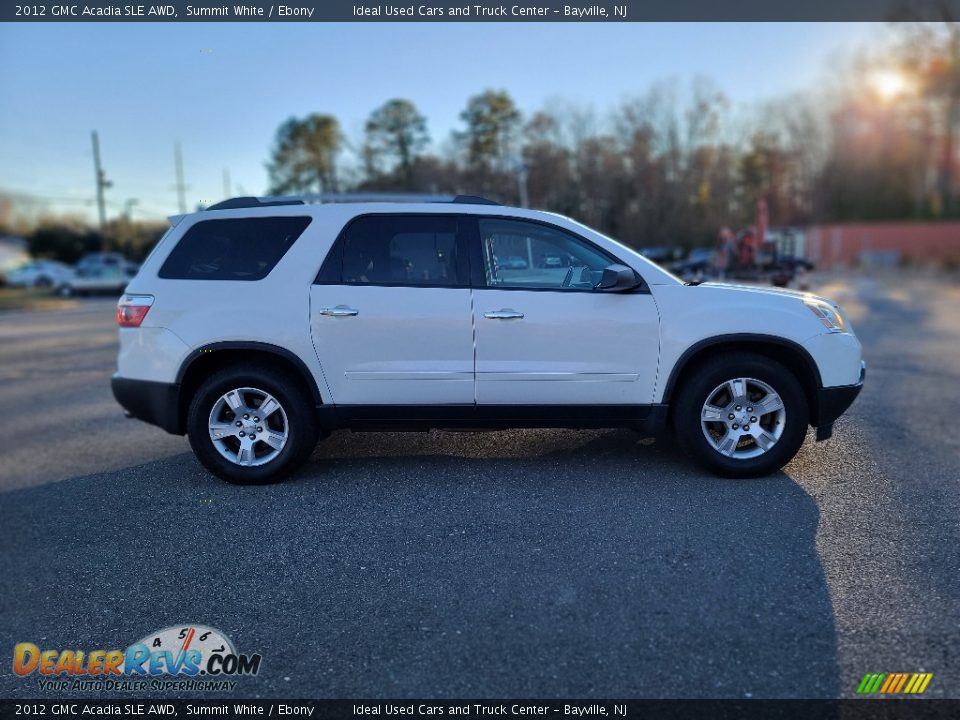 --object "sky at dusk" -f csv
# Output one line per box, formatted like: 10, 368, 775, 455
0, 22, 885, 221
